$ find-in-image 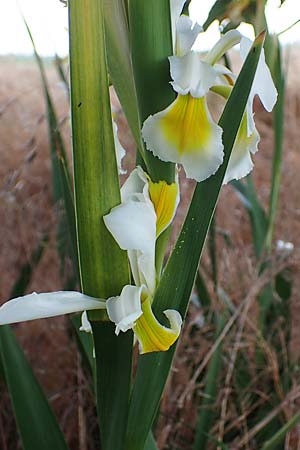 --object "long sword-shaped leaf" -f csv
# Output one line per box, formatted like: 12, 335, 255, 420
23, 17, 78, 274
129, 0, 175, 183
68, 2, 131, 450
0, 230, 68, 449
125, 33, 266, 450
103, 0, 143, 155
231, 176, 268, 259
0, 326, 69, 450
